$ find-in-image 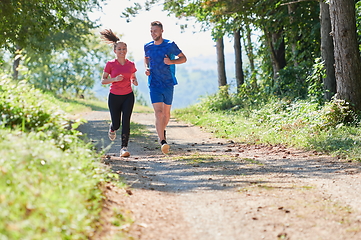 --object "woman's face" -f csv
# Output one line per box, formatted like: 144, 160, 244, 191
114, 42, 127, 58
